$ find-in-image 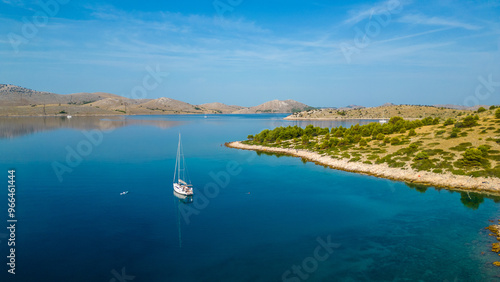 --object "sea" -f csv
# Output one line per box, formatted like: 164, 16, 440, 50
0, 114, 499, 281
